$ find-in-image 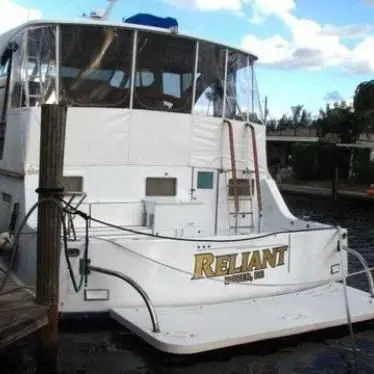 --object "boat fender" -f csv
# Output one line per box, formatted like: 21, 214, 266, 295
0, 232, 15, 253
